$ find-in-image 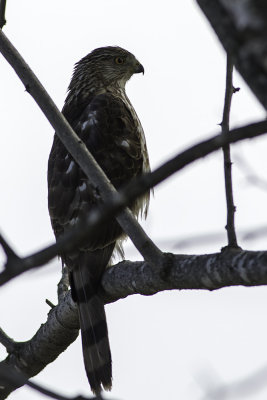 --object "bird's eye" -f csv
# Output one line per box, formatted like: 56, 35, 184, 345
115, 57, 124, 65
